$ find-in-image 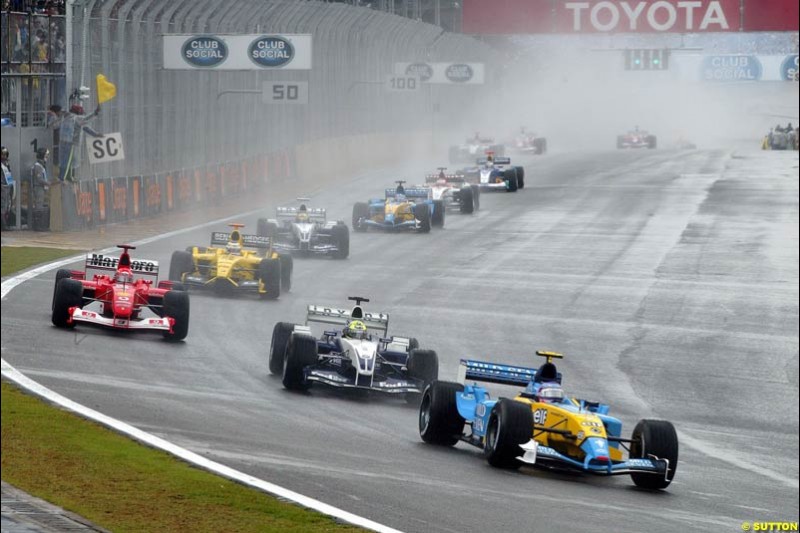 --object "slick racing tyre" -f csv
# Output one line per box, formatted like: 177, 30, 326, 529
406, 349, 439, 404
459, 186, 474, 214
279, 254, 293, 292
471, 185, 481, 211
269, 322, 296, 375
419, 381, 465, 446
484, 399, 533, 469
52, 278, 83, 328
504, 169, 518, 192
162, 290, 190, 341
331, 223, 349, 259
414, 203, 431, 233
514, 166, 525, 189
169, 250, 194, 282
630, 419, 678, 489
431, 200, 445, 228
282, 333, 318, 390
52, 269, 73, 310
259, 258, 281, 300
352, 202, 369, 232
